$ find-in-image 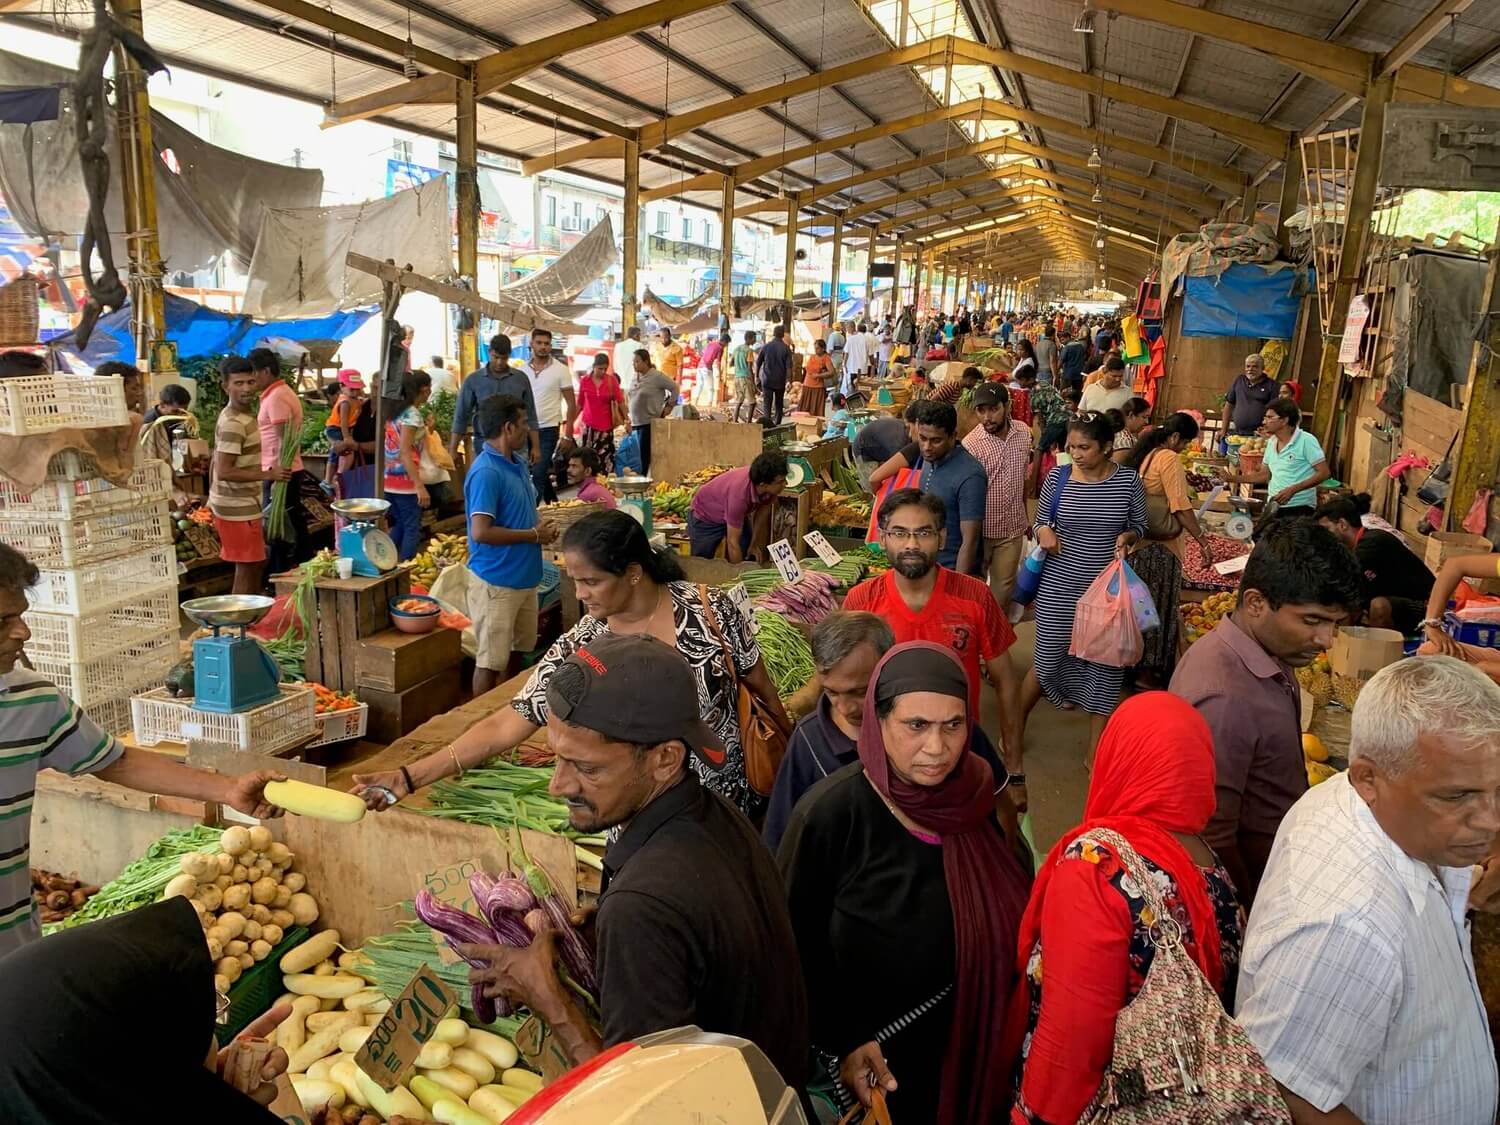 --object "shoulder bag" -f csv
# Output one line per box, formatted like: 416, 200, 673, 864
697, 584, 791, 797
1142, 449, 1182, 541
1076, 827, 1291, 1125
